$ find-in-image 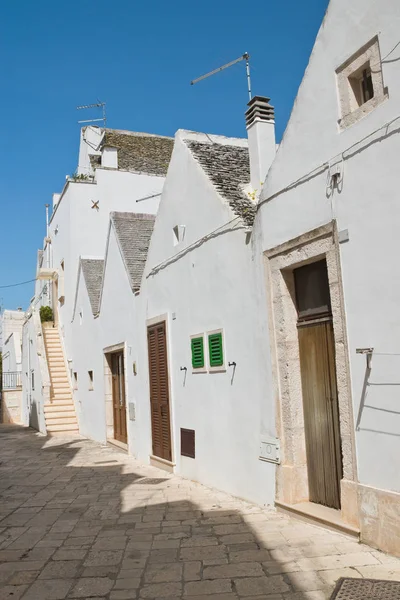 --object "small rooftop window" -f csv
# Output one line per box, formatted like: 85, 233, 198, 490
173, 225, 186, 246
336, 36, 388, 130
